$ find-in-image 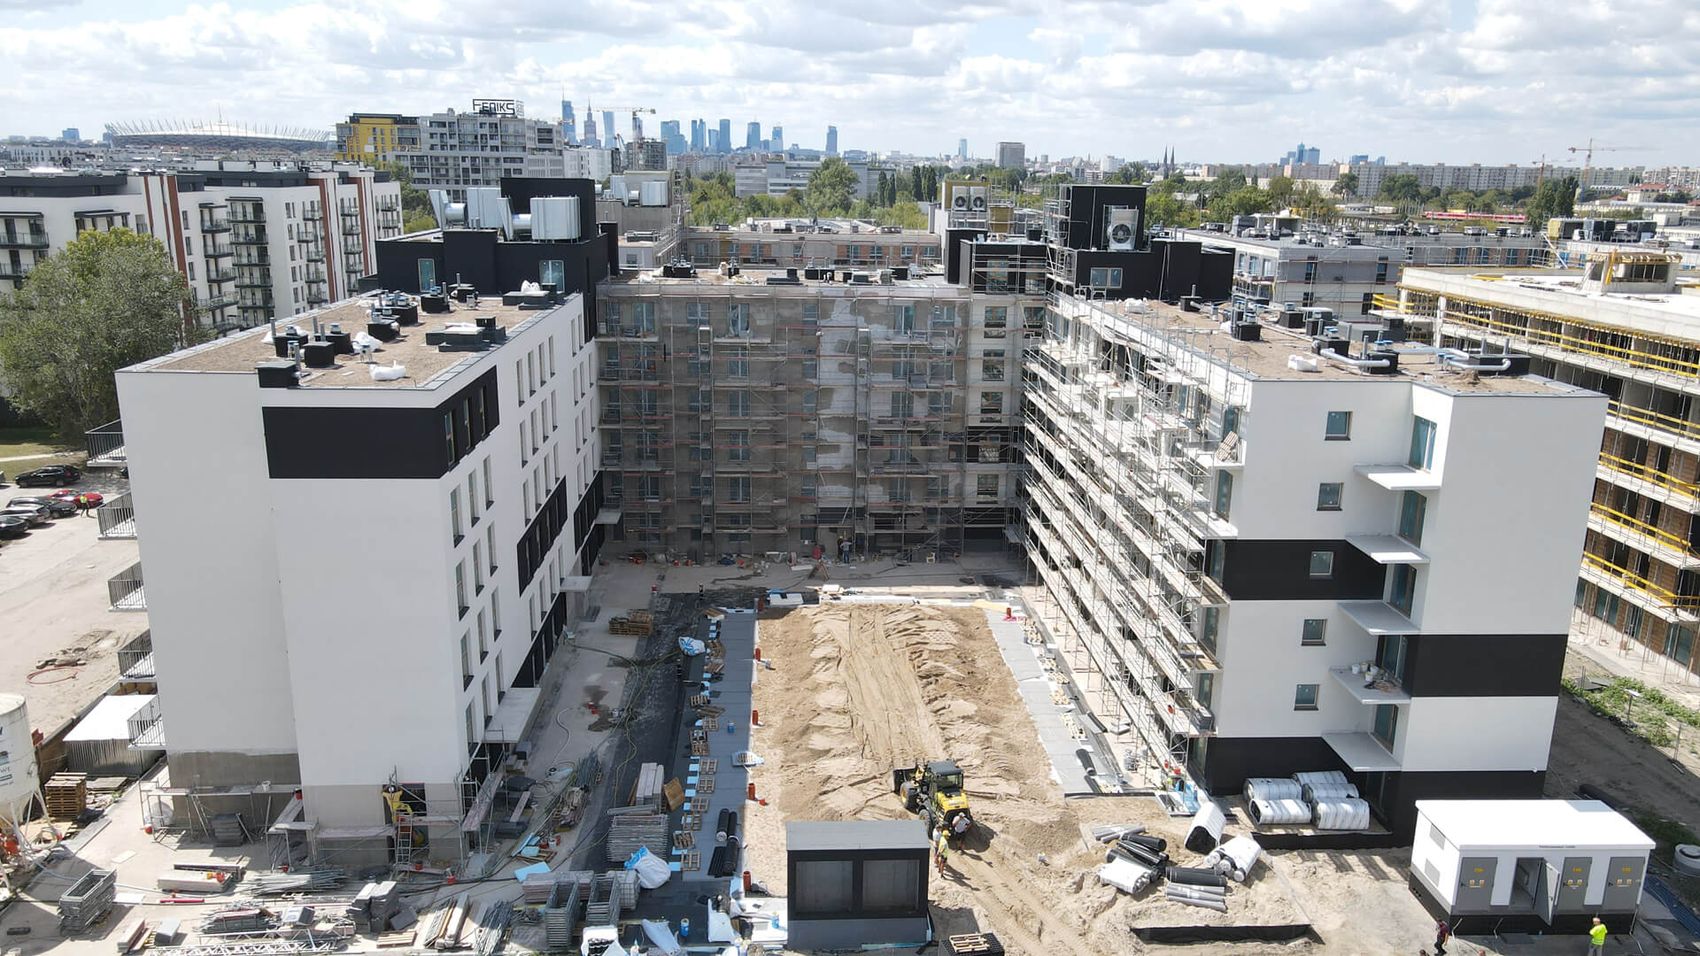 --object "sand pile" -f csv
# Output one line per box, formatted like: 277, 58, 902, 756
743, 604, 1308, 954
